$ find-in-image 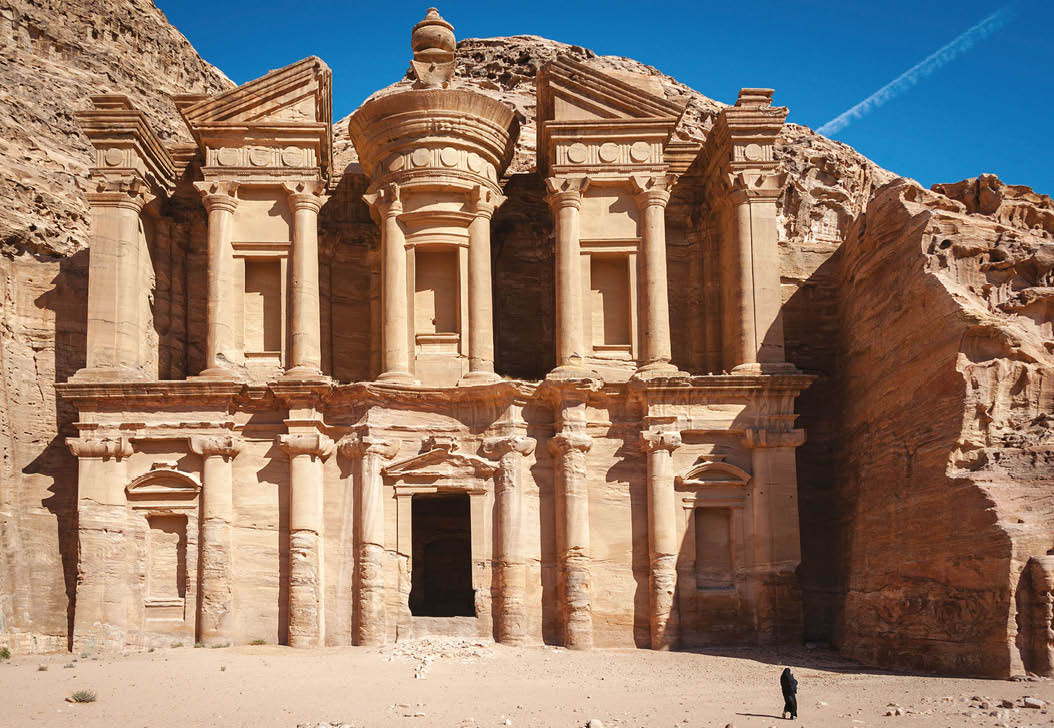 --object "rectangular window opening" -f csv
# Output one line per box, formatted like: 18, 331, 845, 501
695, 507, 734, 590
414, 250, 459, 336
244, 259, 282, 353
590, 255, 631, 348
